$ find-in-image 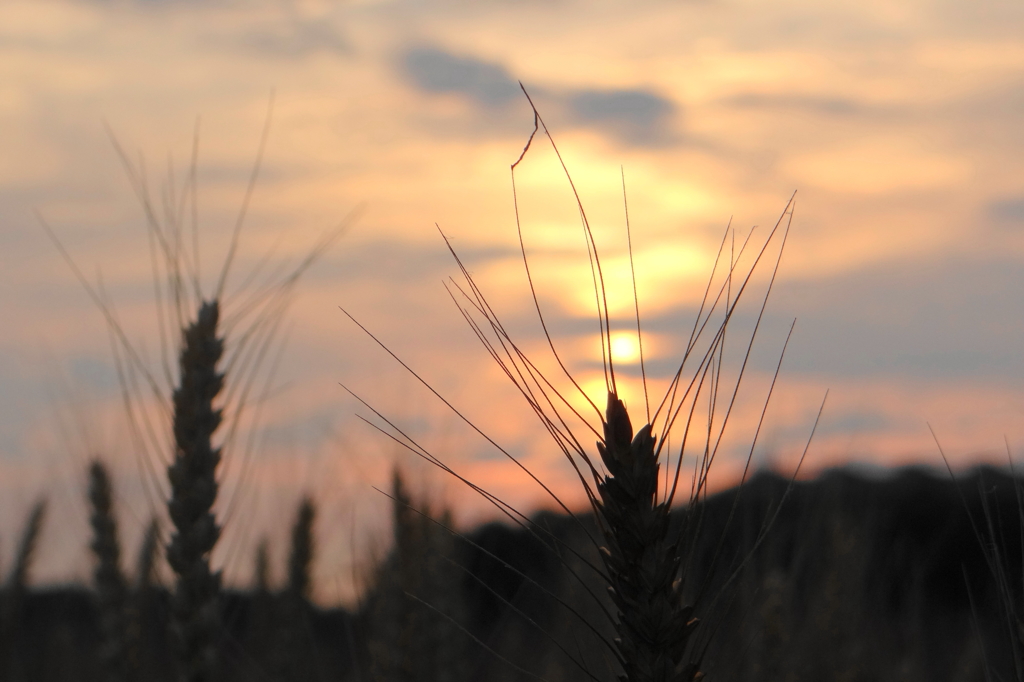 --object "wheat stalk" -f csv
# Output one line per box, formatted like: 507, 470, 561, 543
7, 499, 46, 591
121, 516, 160, 682
344, 91, 798, 680
0, 500, 46, 681
38, 105, 351, 682
287, 497, 316, 601
88, 460, 130, 682
135, 517, 160, 591
275, 497, 318, 682
363, 469, 471, 682
597, 394, 701, 682
253, 538, 271, 594
166, 299, 224, 682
